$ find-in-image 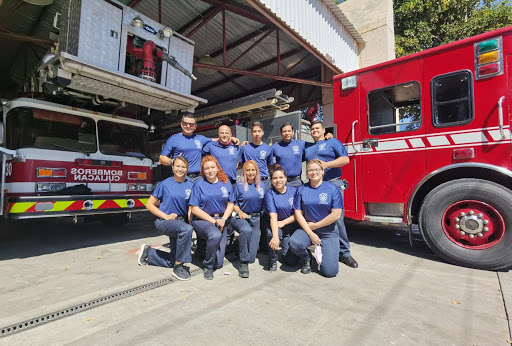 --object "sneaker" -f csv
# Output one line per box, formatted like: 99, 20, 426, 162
203, 268, 214, 280
238, 262, 249, 278
301, 258, 311, 274
172, 264, 191, 281
340, 255, 359, 268
137, 244, 150, 266
269, 262, 277, 272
